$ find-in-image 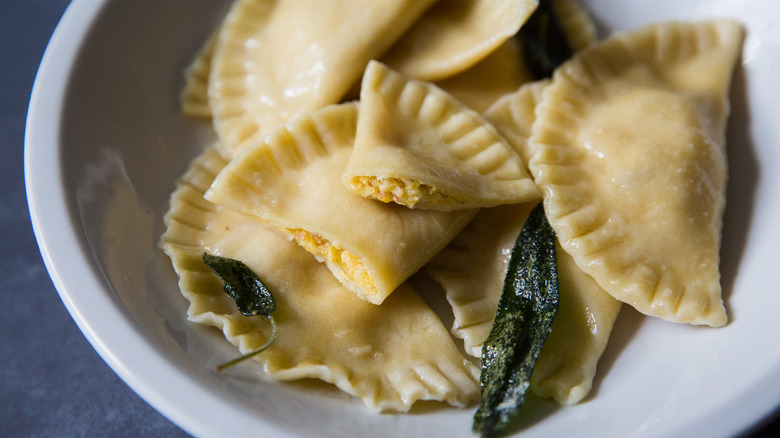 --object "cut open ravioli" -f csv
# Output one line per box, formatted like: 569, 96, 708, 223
381, 0, 538, 81
529, 20, 744, 326
206, 103, 477, 305
342, 61, 540, 211
208, 0, 435, 158
160, 147, 480, 412
427, 202, 621, 405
